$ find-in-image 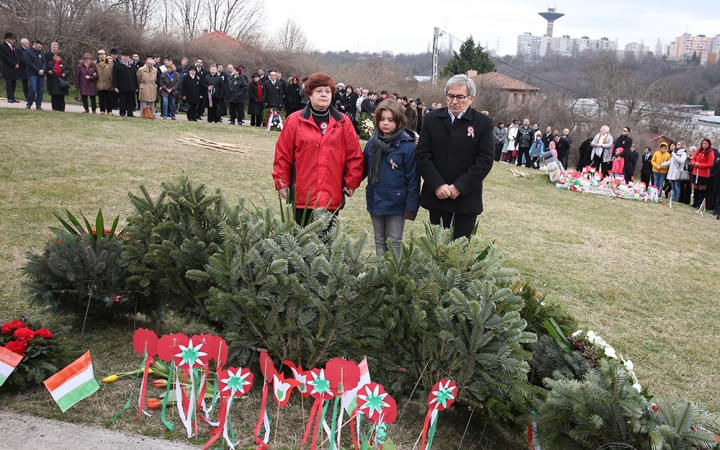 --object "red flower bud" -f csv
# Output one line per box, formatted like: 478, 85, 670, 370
147, 357, 155, 367
13, 327, 35, 341
147, 398, 163, 410
153, 379, 167, 388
